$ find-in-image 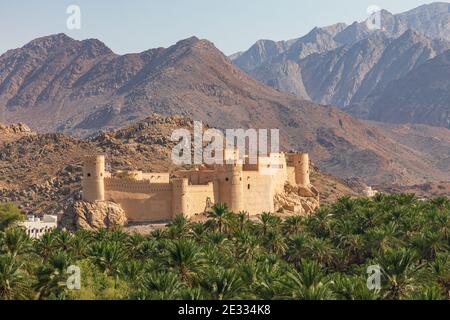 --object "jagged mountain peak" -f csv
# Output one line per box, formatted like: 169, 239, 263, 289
400, 2, 450, 17
11, 33, 115, 60
24, 33, 75, 48
302, 26, 336, 42
79, 38, 115, 55
173, 36, 201, 46
321, 23, 348, 36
